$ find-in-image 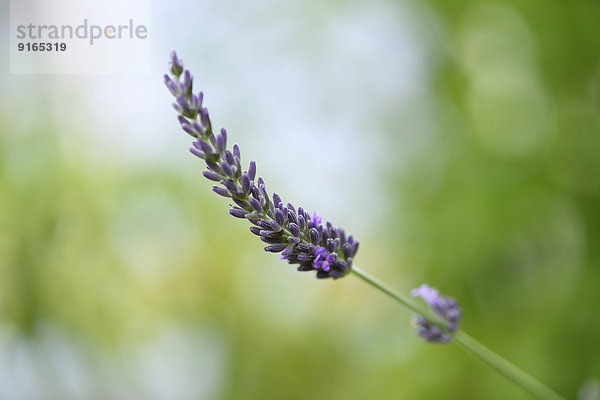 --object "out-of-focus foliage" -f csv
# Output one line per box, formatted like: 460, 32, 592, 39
0, 0, 599, 399
393, 0, 600, 398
